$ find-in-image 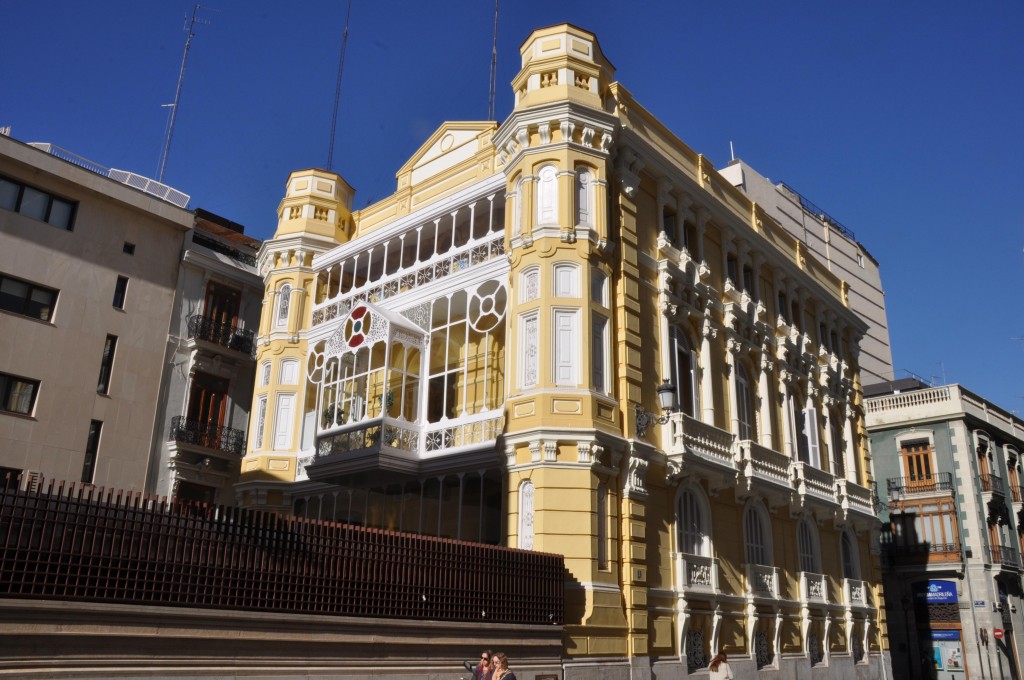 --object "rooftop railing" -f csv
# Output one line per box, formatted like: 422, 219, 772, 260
865, 386, 952, 413
0, 476, 565, 625
191, 232, 257, 267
